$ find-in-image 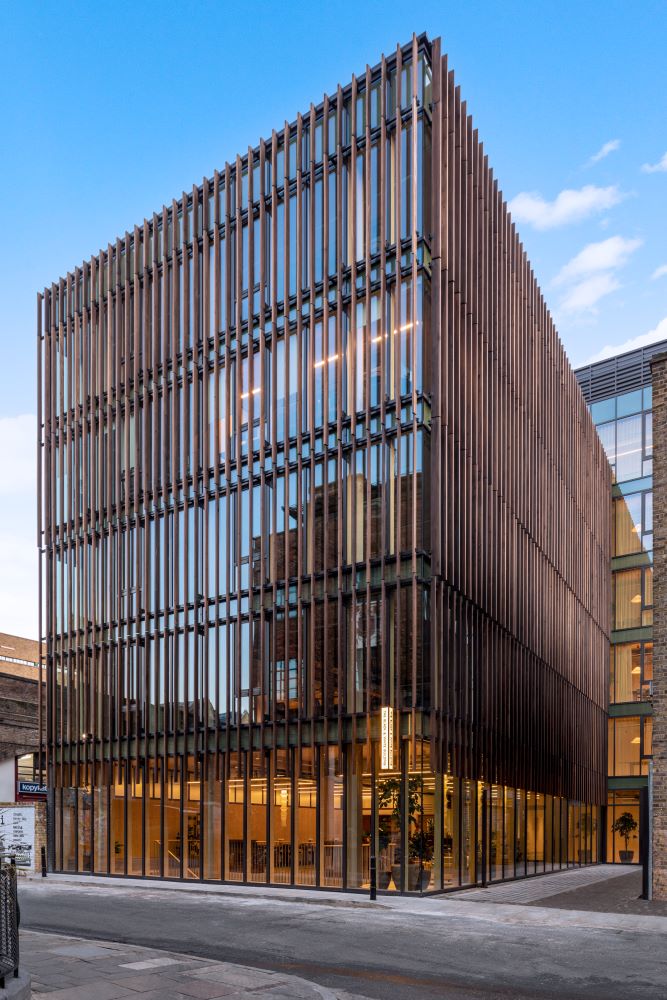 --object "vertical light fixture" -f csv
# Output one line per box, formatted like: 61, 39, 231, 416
381, 706, 394, 771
